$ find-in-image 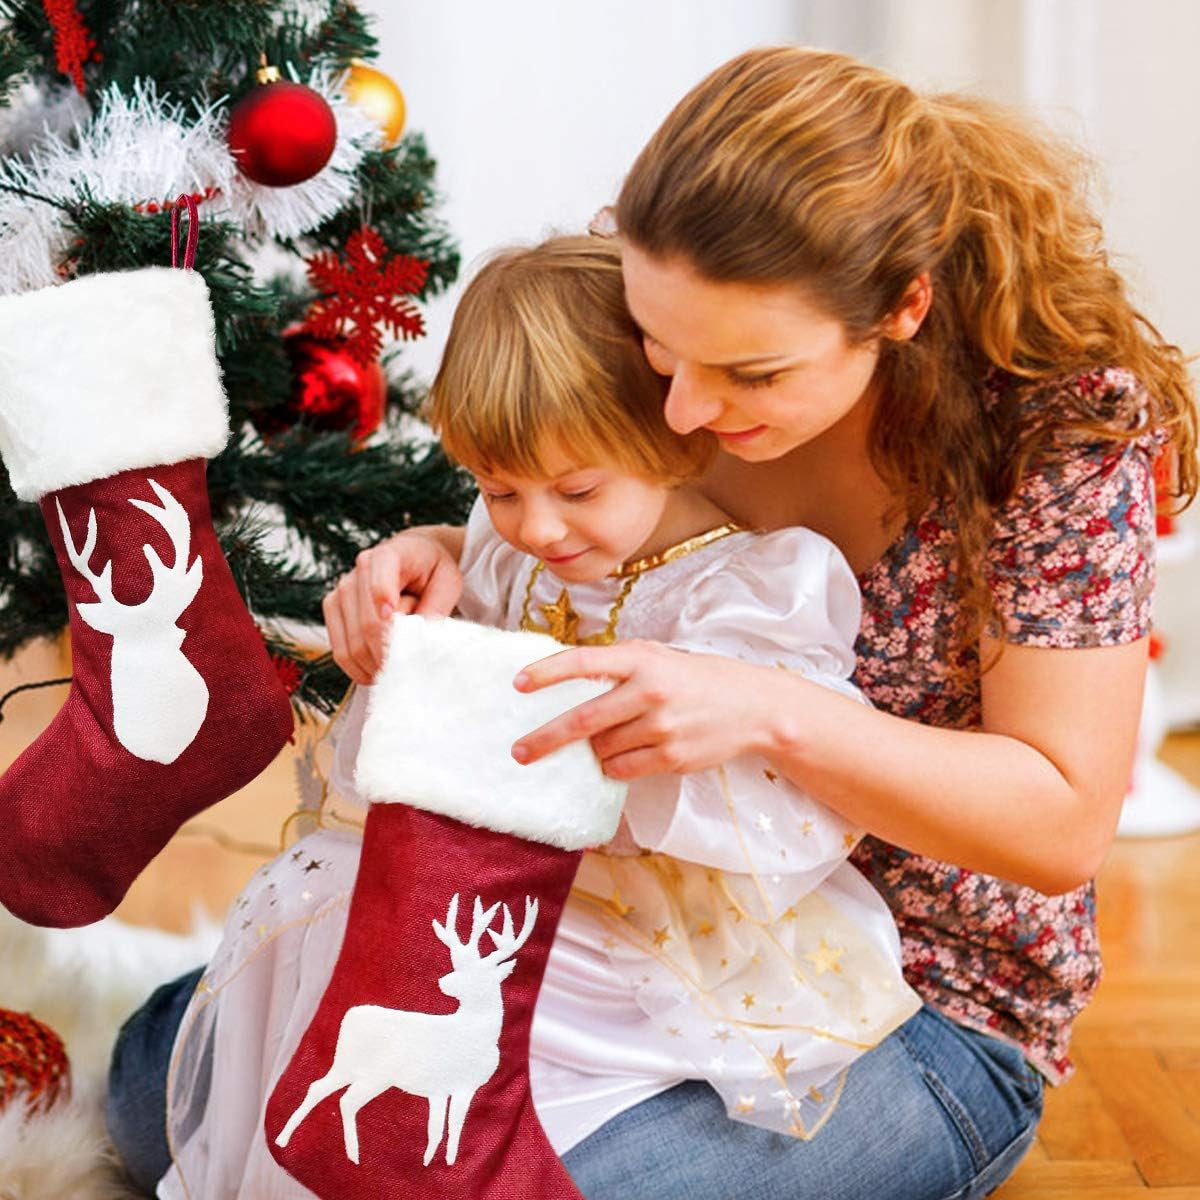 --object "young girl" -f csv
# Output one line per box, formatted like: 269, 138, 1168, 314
124, 235, 920, 1198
